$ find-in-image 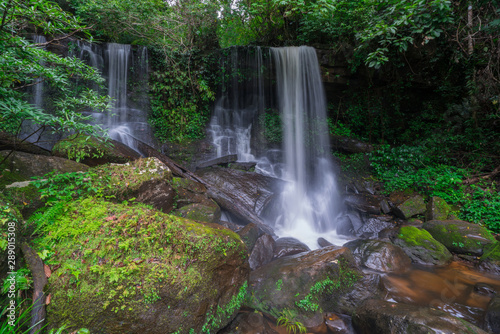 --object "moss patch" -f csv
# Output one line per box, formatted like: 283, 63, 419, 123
37, 197, 247, 333
394, 226, 452, 265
